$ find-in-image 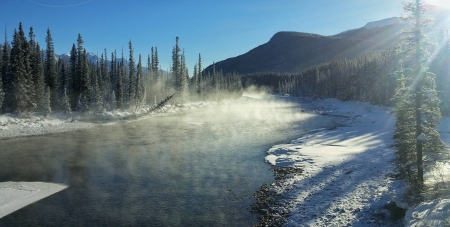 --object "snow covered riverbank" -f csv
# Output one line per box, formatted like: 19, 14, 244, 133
0, 101, 218, 140
264, 98, 450, 226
